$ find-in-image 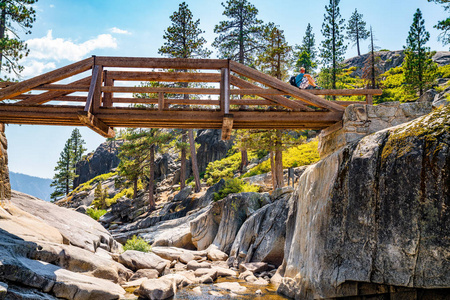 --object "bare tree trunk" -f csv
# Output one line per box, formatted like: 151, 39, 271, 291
133, 178, 138, 199
148, 145, 155, 210
180, 130, 187, 189
270, 151, 276, 190
240, 150, 248, 173
188, 129, 201, 192
274, 130, 284, 189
